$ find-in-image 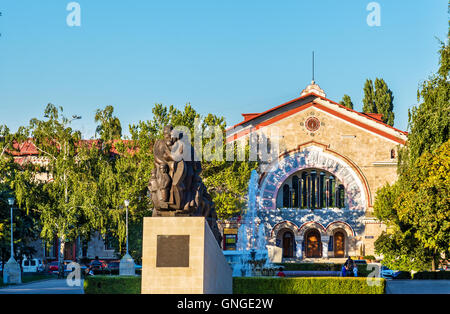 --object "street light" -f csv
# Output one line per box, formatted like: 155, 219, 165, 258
119, 199, 135, 276
7, 197, 15, 259
3, 196, 21, 284
124, 199, 130, 255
